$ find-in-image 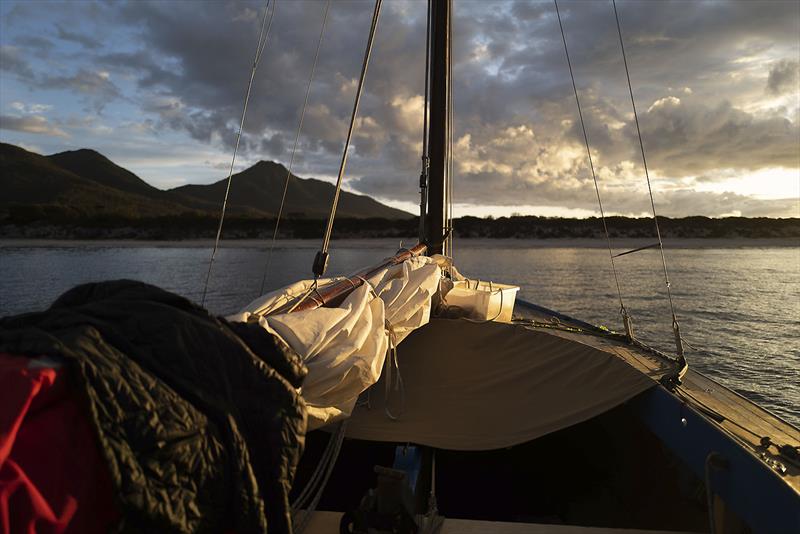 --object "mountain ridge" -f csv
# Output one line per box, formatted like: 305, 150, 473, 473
0, 142, 413, 220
